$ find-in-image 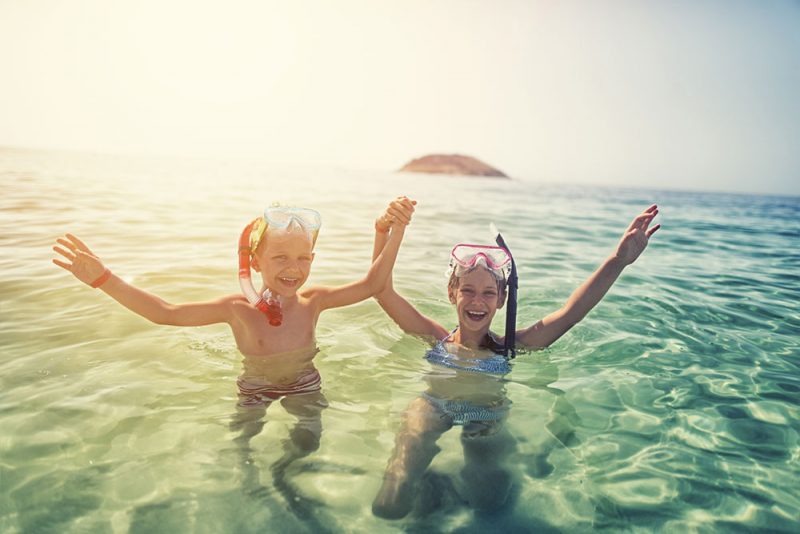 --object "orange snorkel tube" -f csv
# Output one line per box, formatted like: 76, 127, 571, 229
238, 219, 282, 326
